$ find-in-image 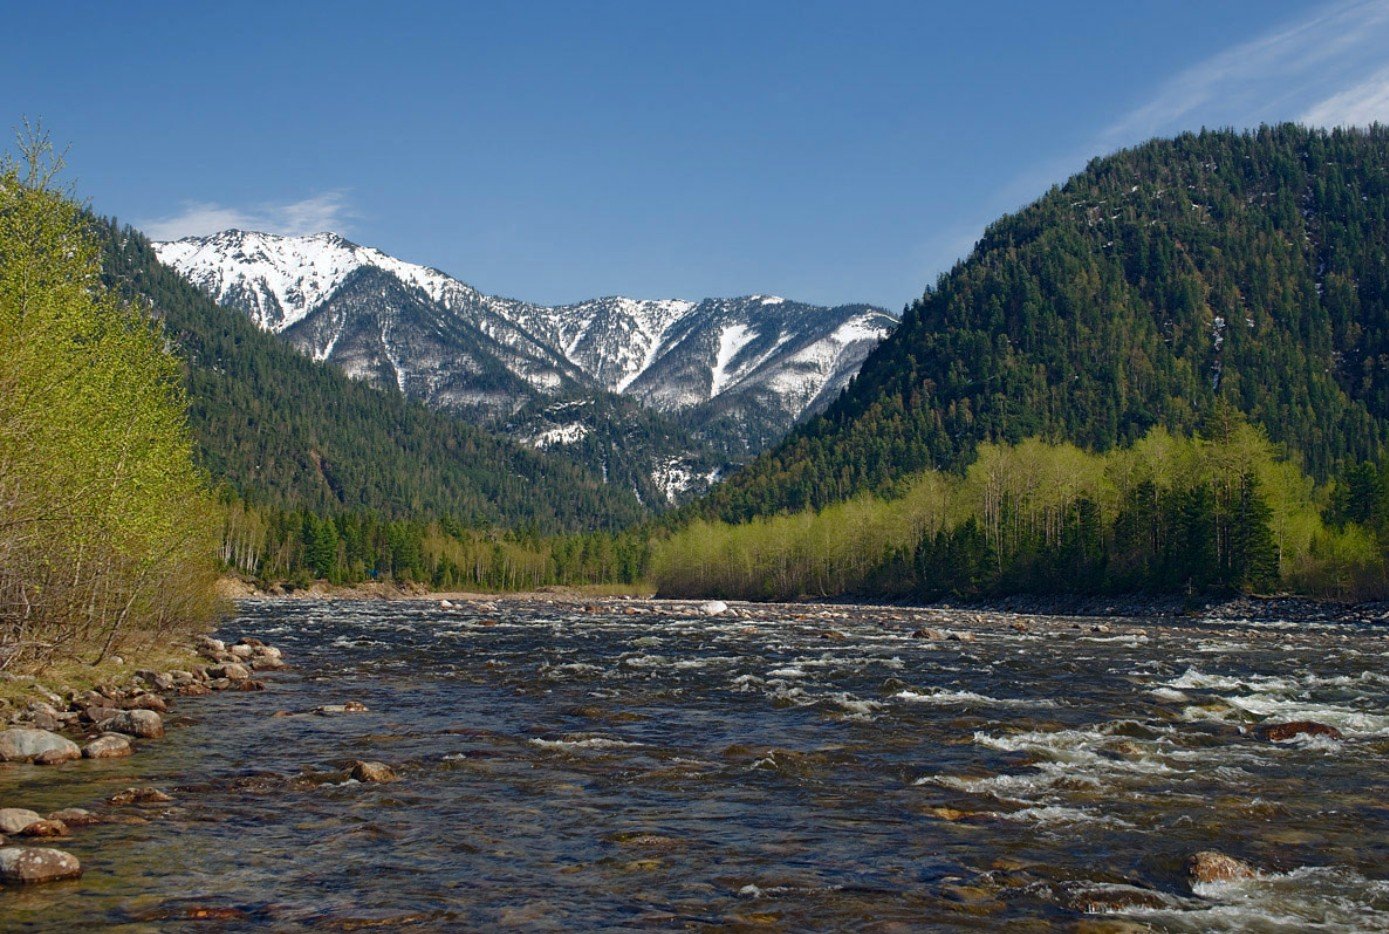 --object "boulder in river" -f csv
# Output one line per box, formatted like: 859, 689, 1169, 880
1257, 720, 1344, 743
912, 628, 947, 641
106, 709, 164, 739
107, 787, 173, 806
349, 760, 397, 782
0, 728, 81, 764
1188, 850, 1257, 885
0, 809, 44, 835
46, 809, 97, 827
0, 846, 82, 884
83, 733, 134, 759
314, 702, 369, 715
698, 600, 729, 617
34, 747, 77, 766
17, 819, 67, 838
